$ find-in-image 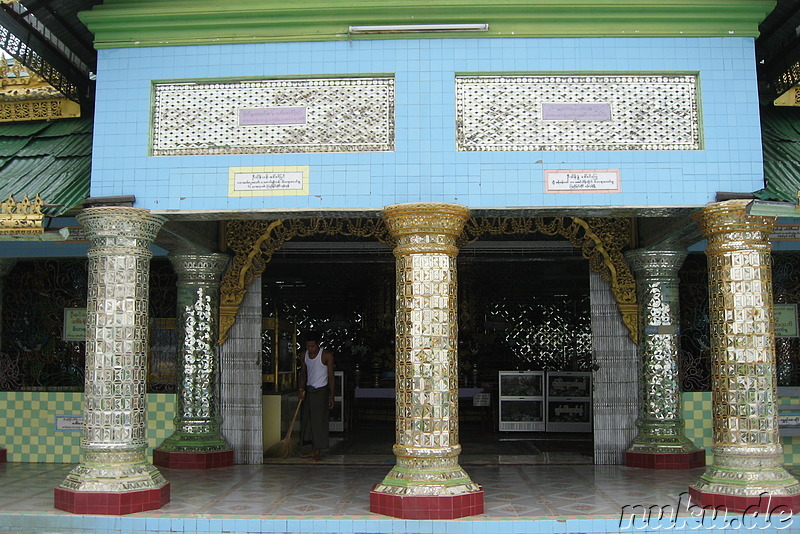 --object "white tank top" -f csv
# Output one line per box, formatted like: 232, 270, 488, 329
305, 348, 328, 388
